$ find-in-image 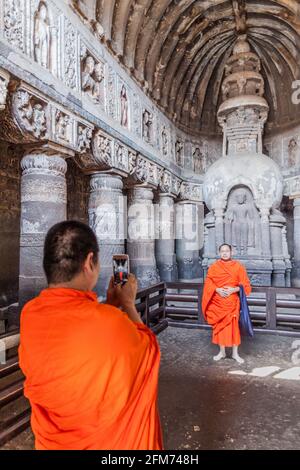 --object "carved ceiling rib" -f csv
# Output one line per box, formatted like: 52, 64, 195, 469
71, 1, 300, 133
